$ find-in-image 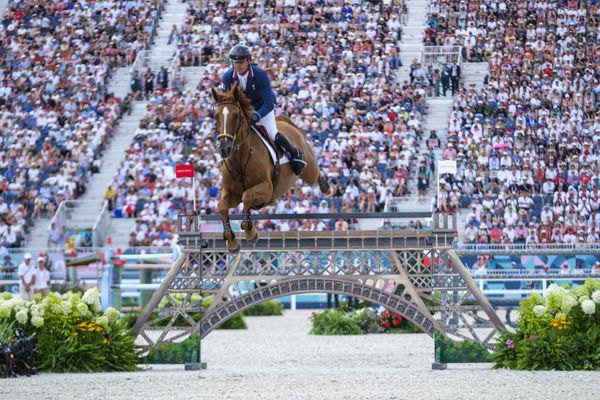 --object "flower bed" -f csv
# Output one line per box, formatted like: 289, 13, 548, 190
310, 307, 424, 335
0, 289, 138, 373
494, 278, 600, 370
